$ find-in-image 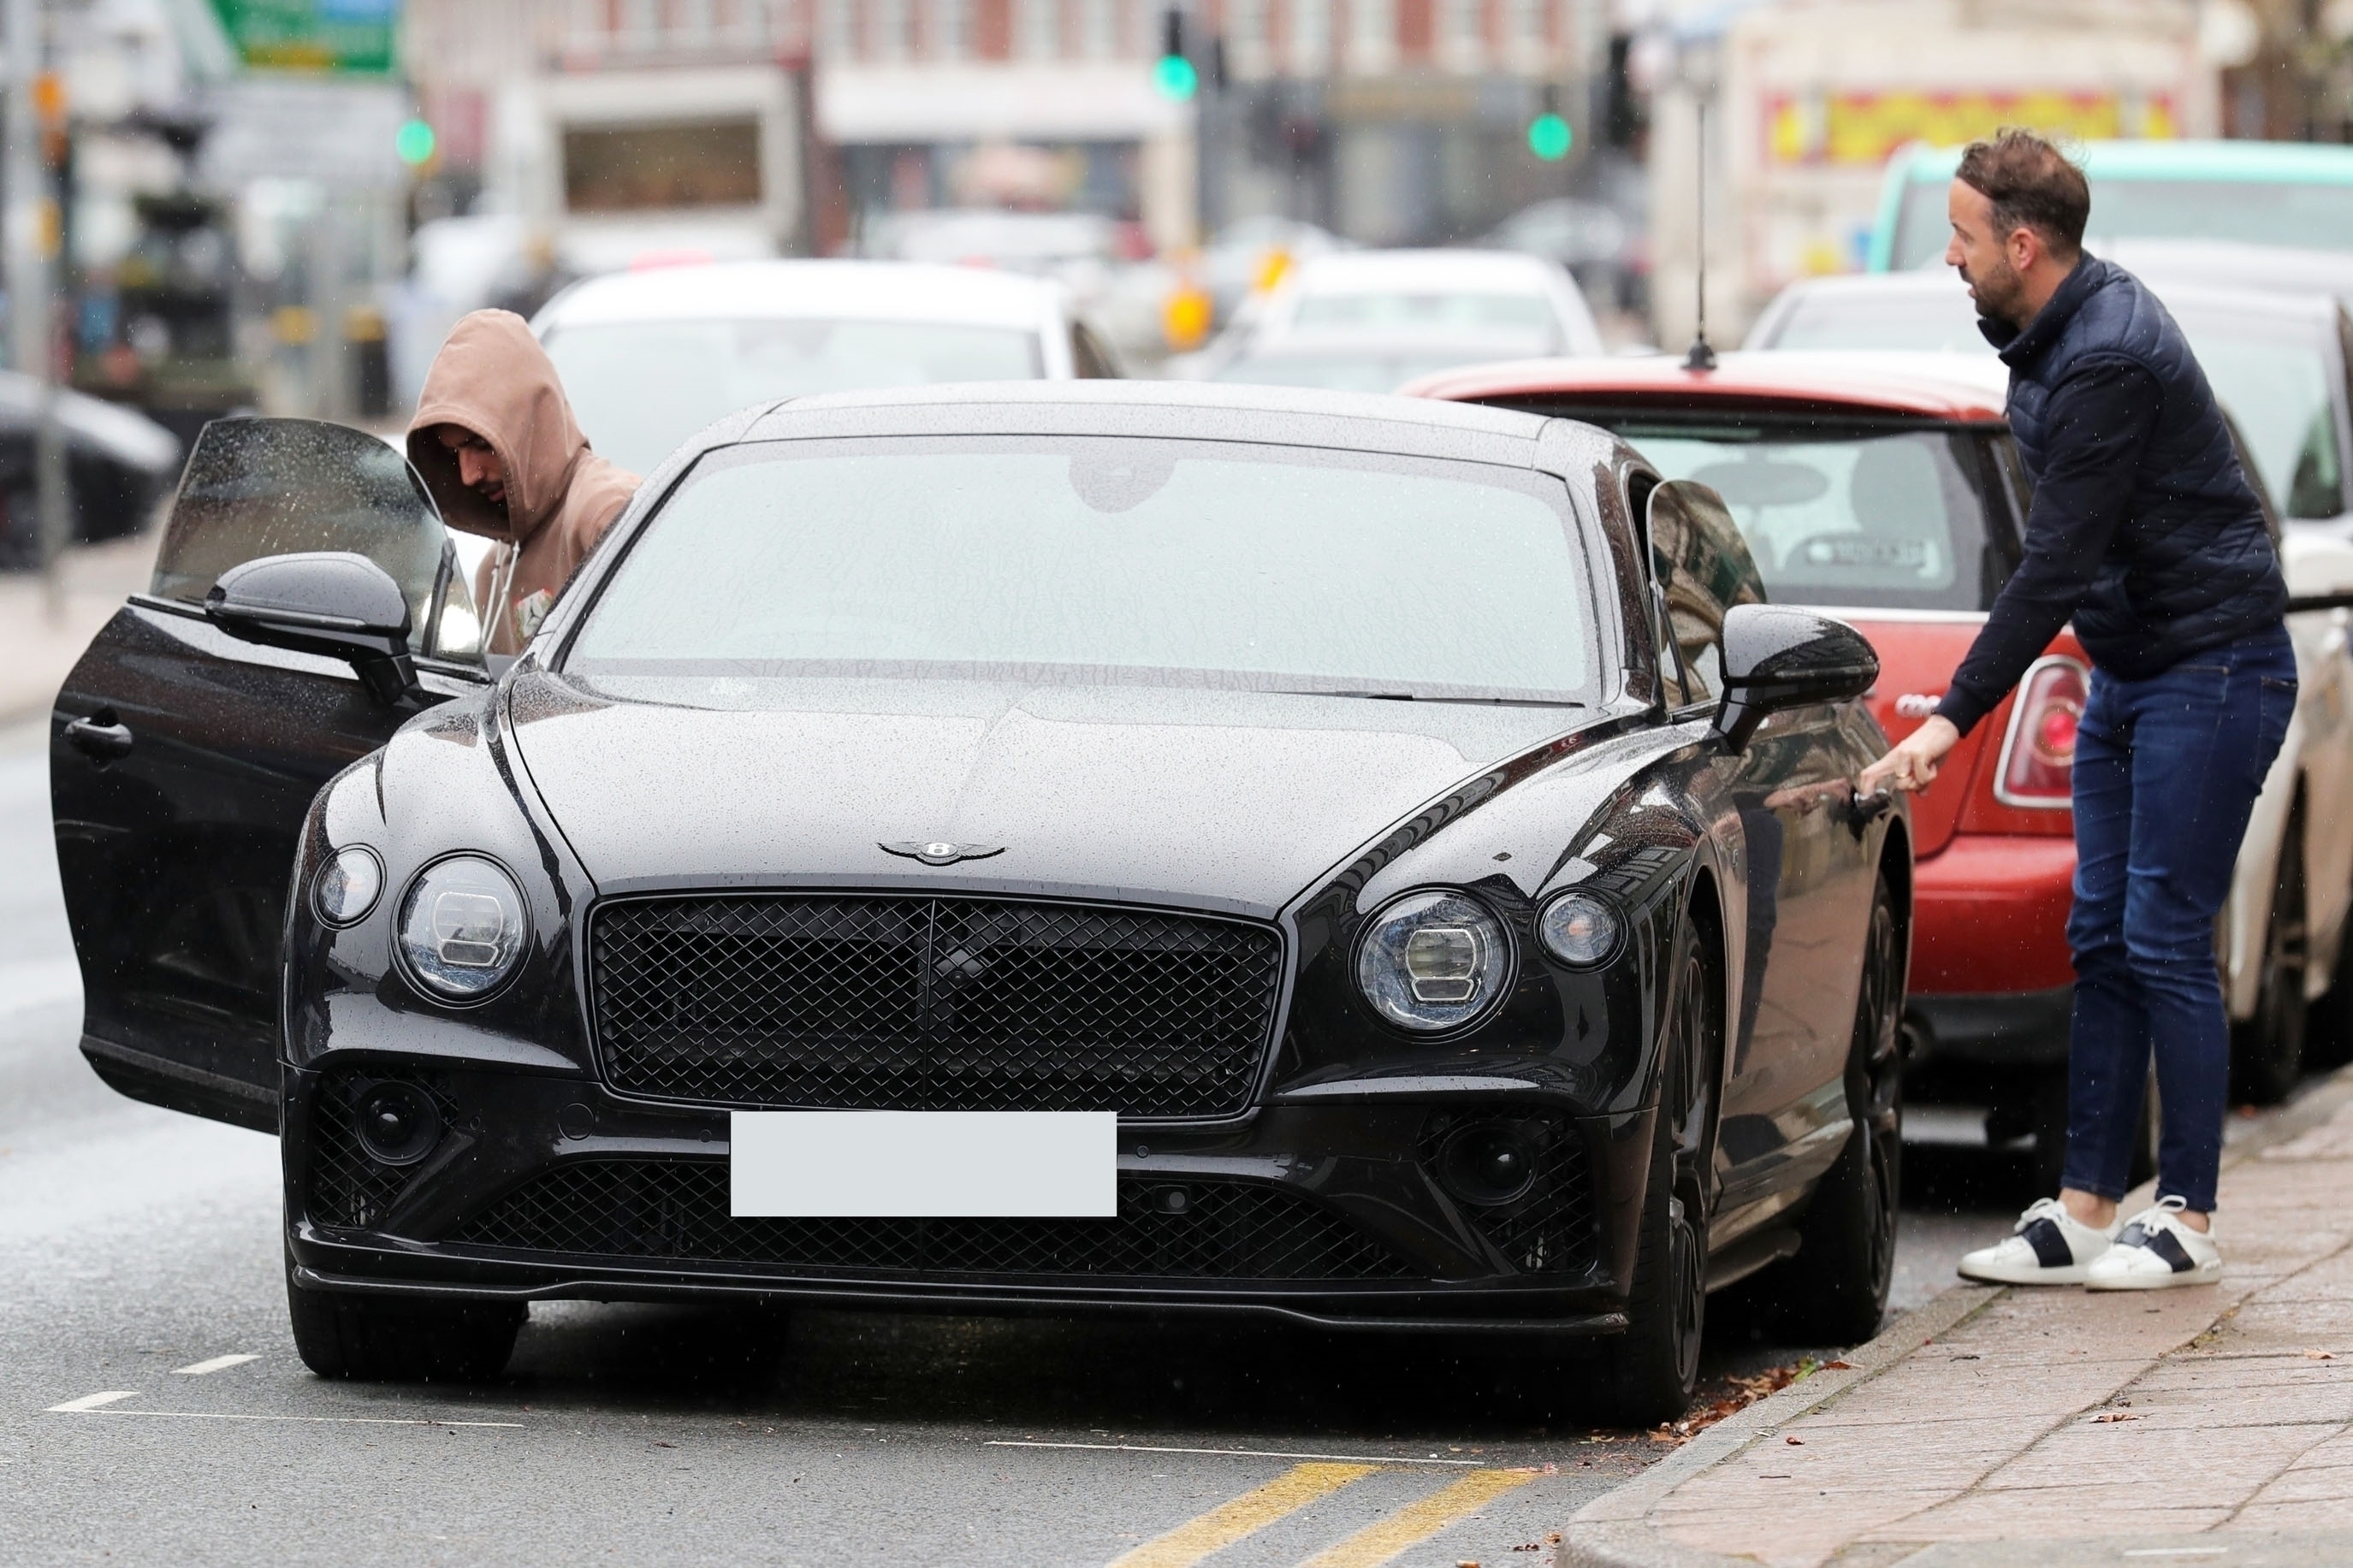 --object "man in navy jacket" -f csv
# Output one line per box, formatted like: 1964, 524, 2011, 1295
1860, 130, 2291, 1290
